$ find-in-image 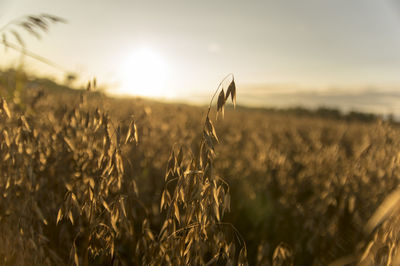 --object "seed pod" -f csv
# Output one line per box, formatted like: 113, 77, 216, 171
217, 89, 225, 118
1, 98, 11, 118
226, 79, 236, 108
